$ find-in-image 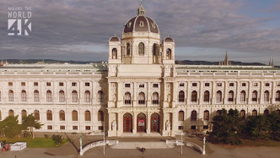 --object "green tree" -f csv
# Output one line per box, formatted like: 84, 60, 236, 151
241, 115, 270, 140
22, 114, 43, 139
0, 116, 23, 138
267, 111, 280, 140
210, 109, 242, 145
